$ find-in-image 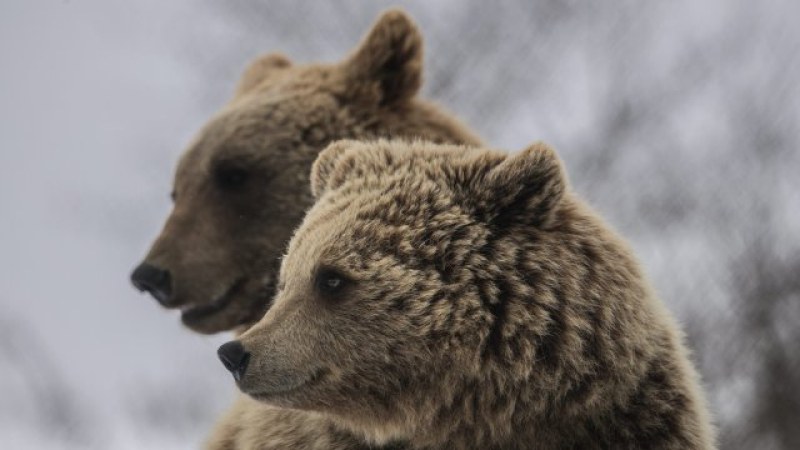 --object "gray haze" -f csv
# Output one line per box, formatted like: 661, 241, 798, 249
1, 0, 798, 449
